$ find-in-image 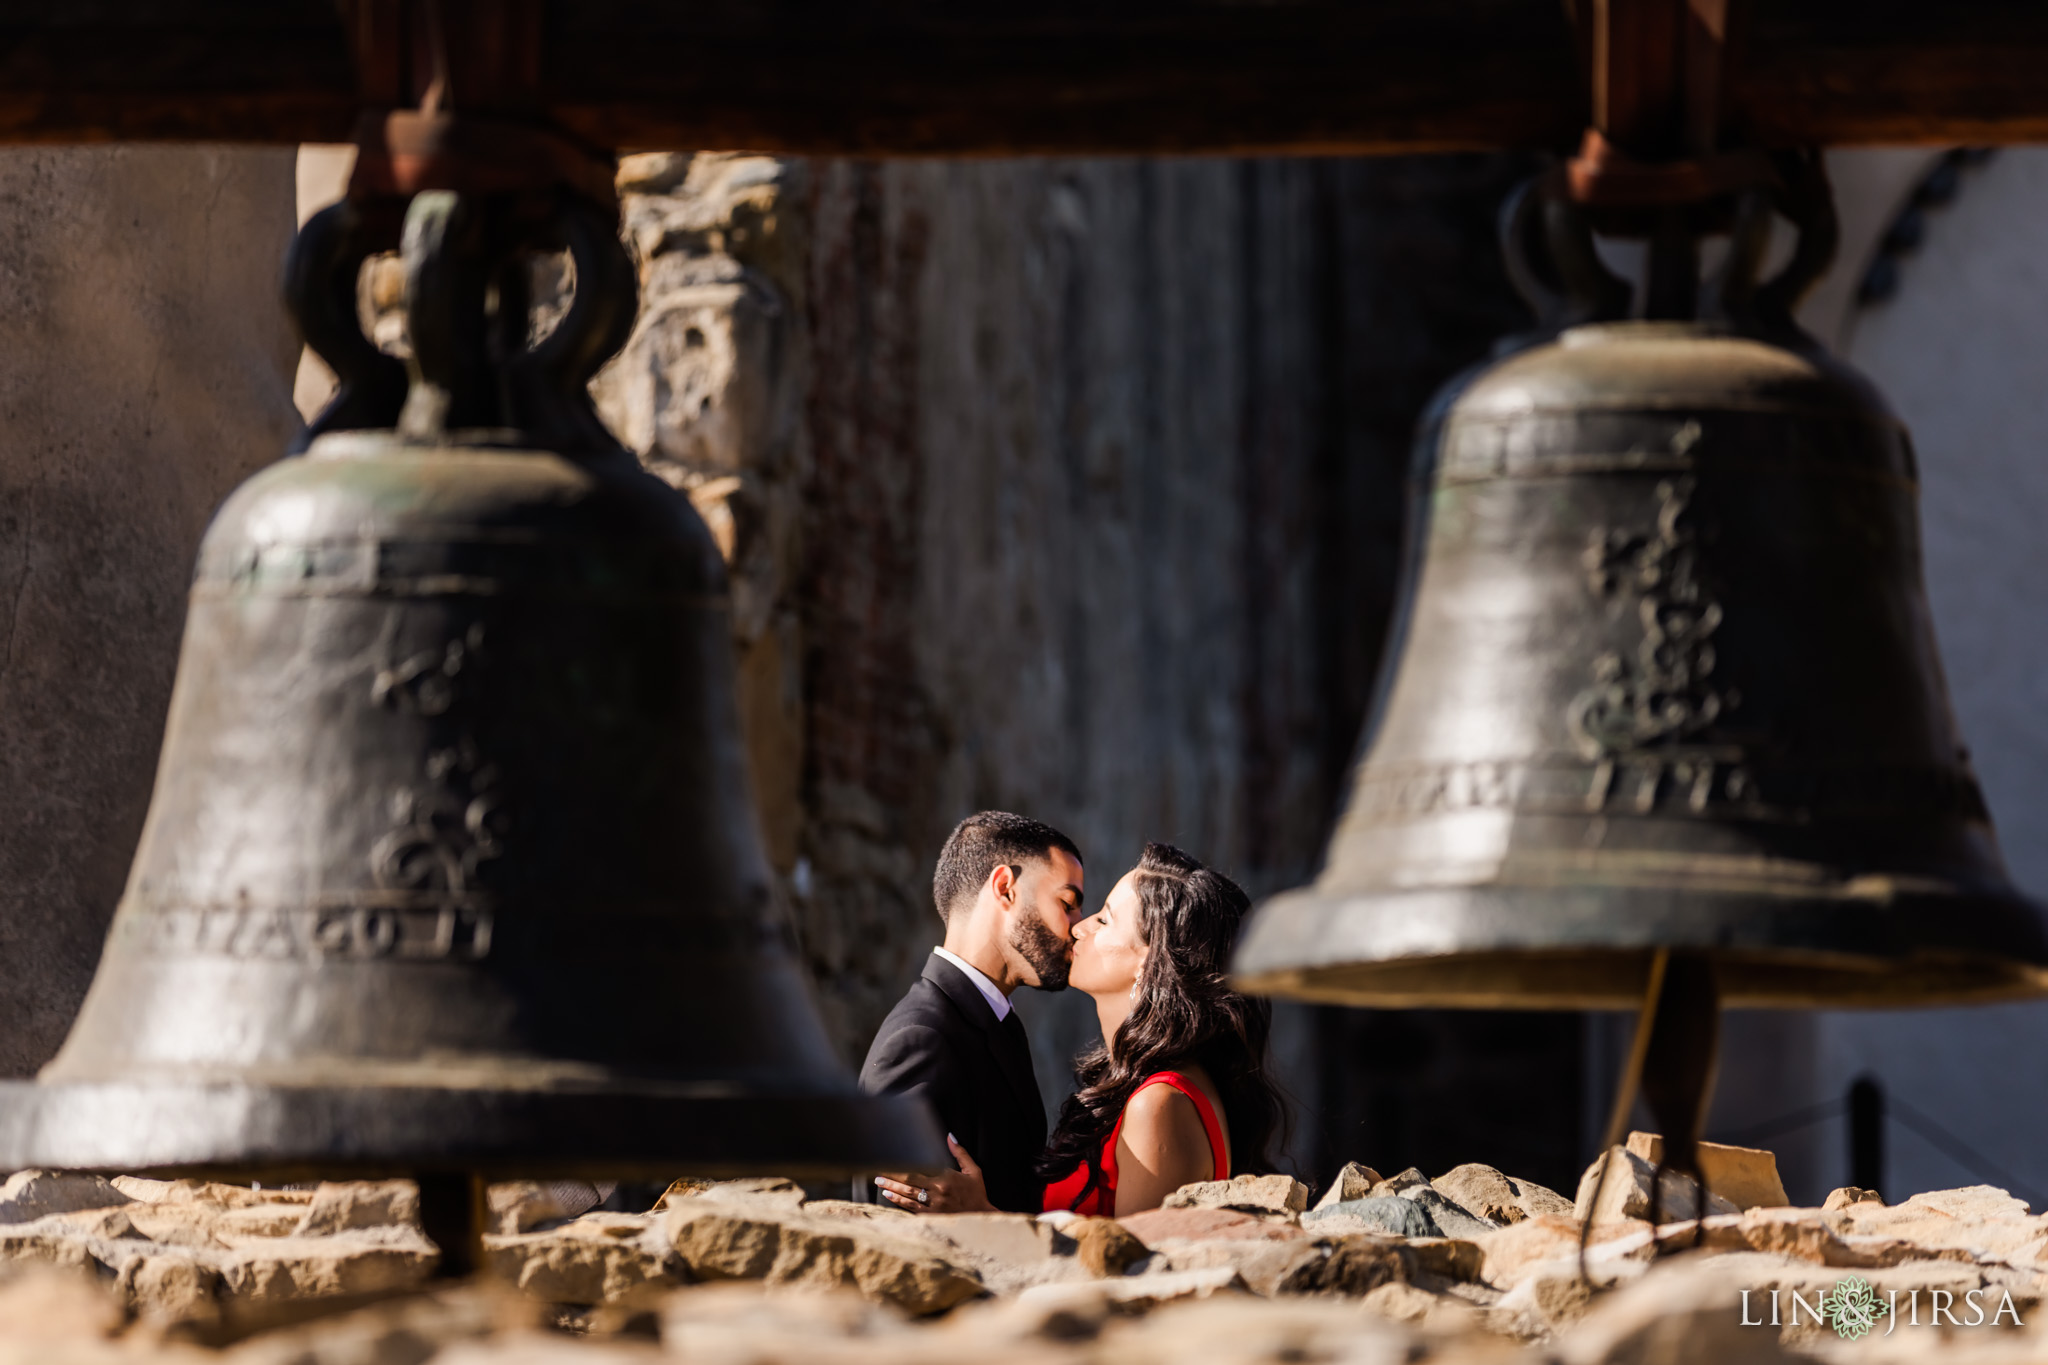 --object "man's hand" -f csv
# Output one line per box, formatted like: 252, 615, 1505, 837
874, 1134, 996, 1213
